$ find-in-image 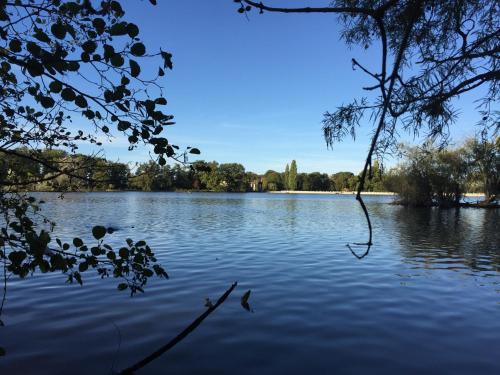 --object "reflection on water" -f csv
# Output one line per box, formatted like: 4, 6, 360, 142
393, 206, 500, 273
1, 192, 499, 375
